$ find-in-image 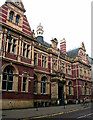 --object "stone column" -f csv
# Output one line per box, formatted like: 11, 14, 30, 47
3, 29, 7, 57
18, 36, 22, 62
